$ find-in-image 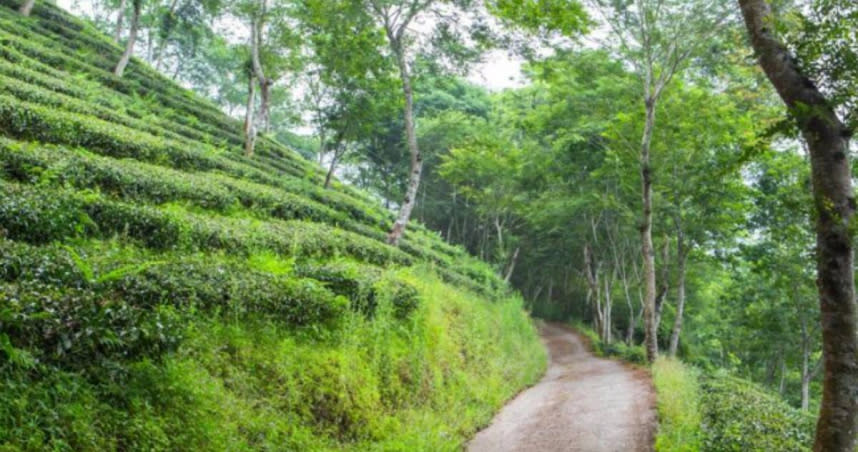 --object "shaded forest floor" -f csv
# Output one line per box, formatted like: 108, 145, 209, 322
468, 323, 657, 452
